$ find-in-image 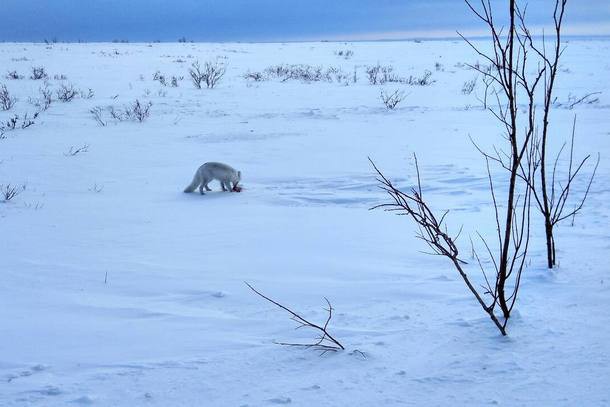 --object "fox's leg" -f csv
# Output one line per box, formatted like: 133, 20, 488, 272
202, 177, 211, 193
220, 181, 228, 191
